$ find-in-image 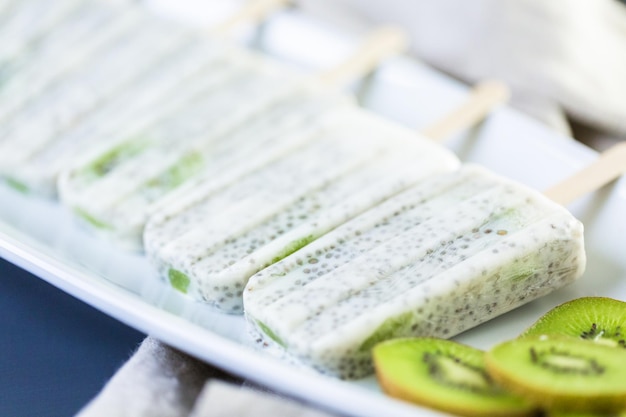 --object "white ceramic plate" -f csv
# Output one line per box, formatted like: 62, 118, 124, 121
2, 6, 626, 417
